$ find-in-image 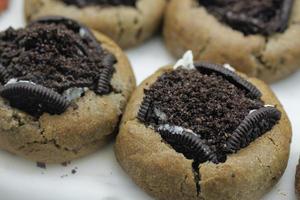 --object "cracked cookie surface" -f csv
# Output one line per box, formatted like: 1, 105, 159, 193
25, 0, 166, 48
164, 0, 300, 83
115, 65, 291, 200
0, 17, 136, 163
